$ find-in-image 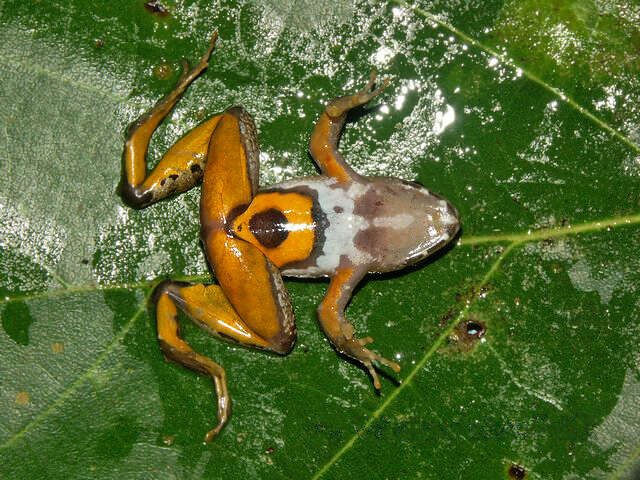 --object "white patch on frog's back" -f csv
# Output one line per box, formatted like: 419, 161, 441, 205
372, 213, 414, 229
276, 178, 372, 277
